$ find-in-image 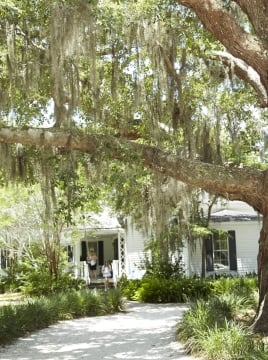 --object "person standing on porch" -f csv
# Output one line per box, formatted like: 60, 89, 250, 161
102, 260, 112, 291
87, 250, 98, 279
